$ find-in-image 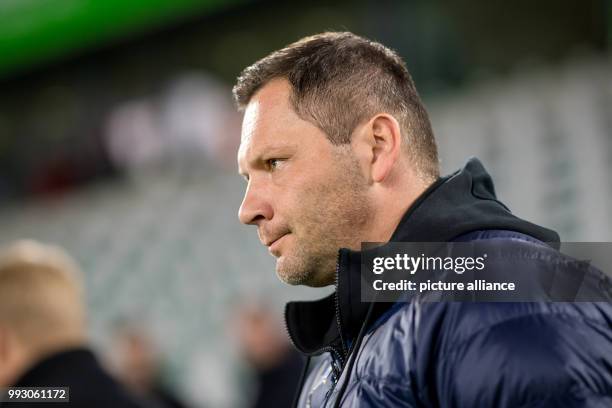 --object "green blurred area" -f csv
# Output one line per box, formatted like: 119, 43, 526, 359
0, 0, 243, 79
0, 0, 607, 89
0, 0, 608, 202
